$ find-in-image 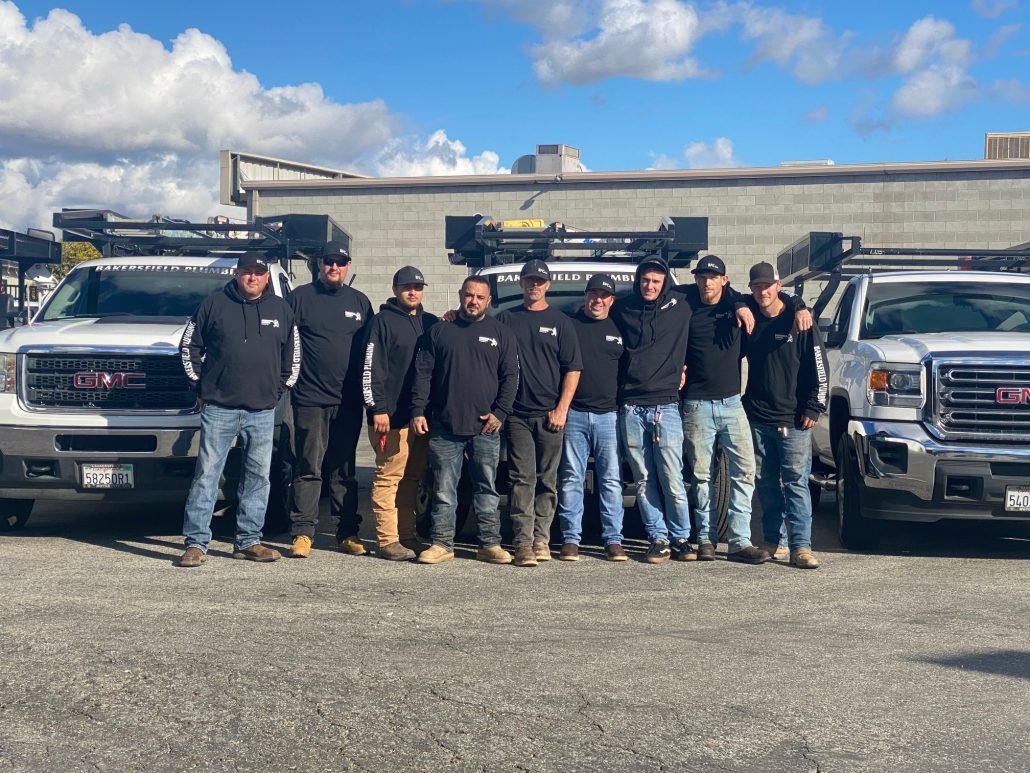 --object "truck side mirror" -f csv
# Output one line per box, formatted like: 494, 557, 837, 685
820, 319, 843, 347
